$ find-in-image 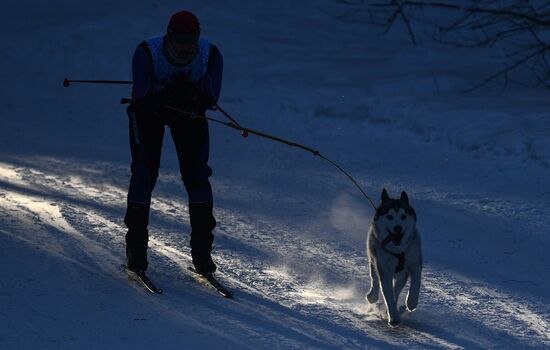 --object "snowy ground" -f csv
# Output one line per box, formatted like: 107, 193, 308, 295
2, 0, 550, 349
